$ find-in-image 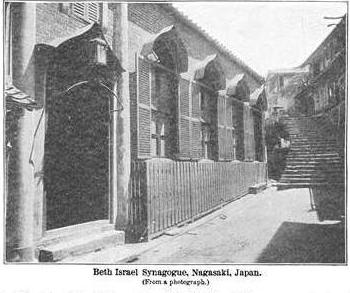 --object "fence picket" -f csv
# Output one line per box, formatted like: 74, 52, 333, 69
129, 160, 266, 239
